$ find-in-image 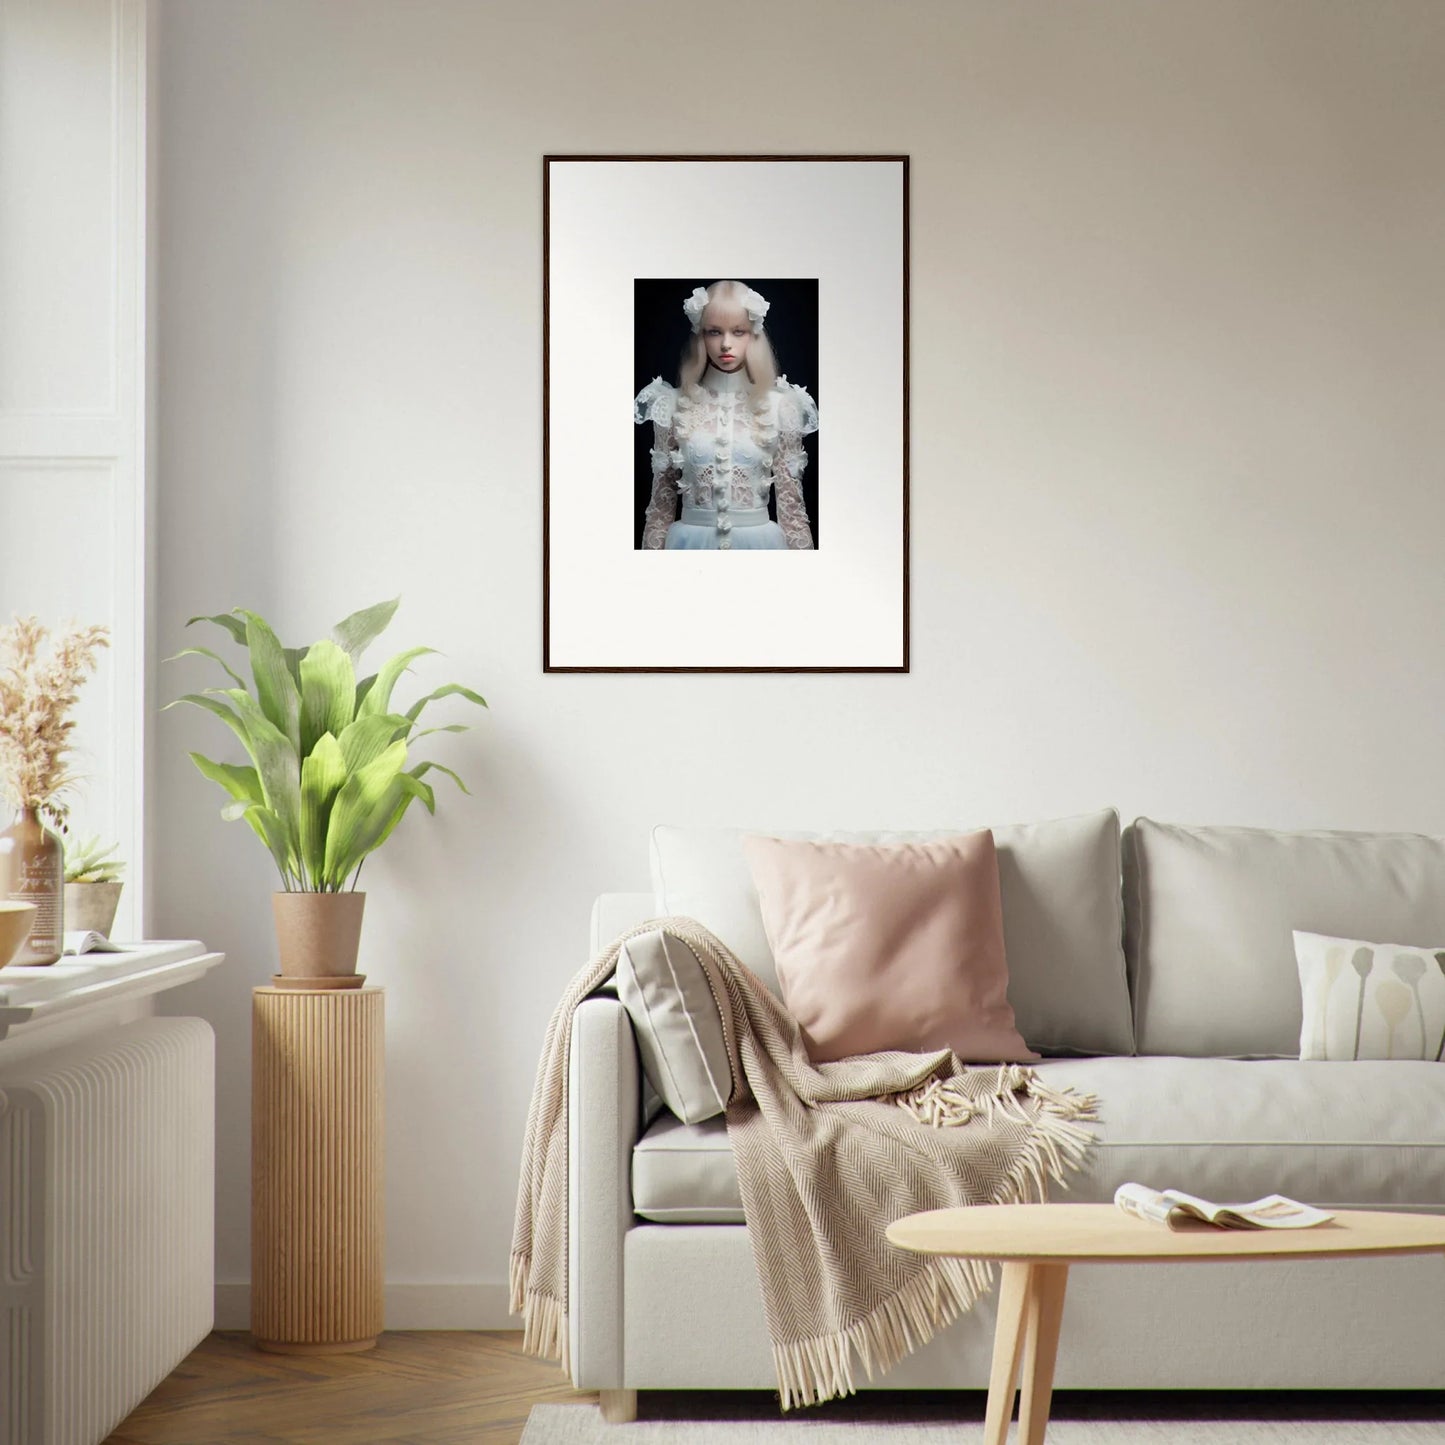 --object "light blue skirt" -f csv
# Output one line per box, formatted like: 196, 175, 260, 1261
664, 506, 786, 551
